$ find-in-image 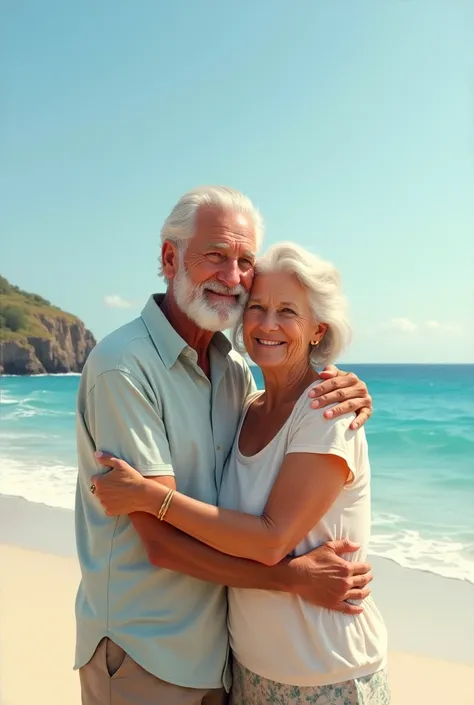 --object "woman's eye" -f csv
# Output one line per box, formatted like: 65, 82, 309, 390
281, 308, 296, 315
247, 304, 263, 310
